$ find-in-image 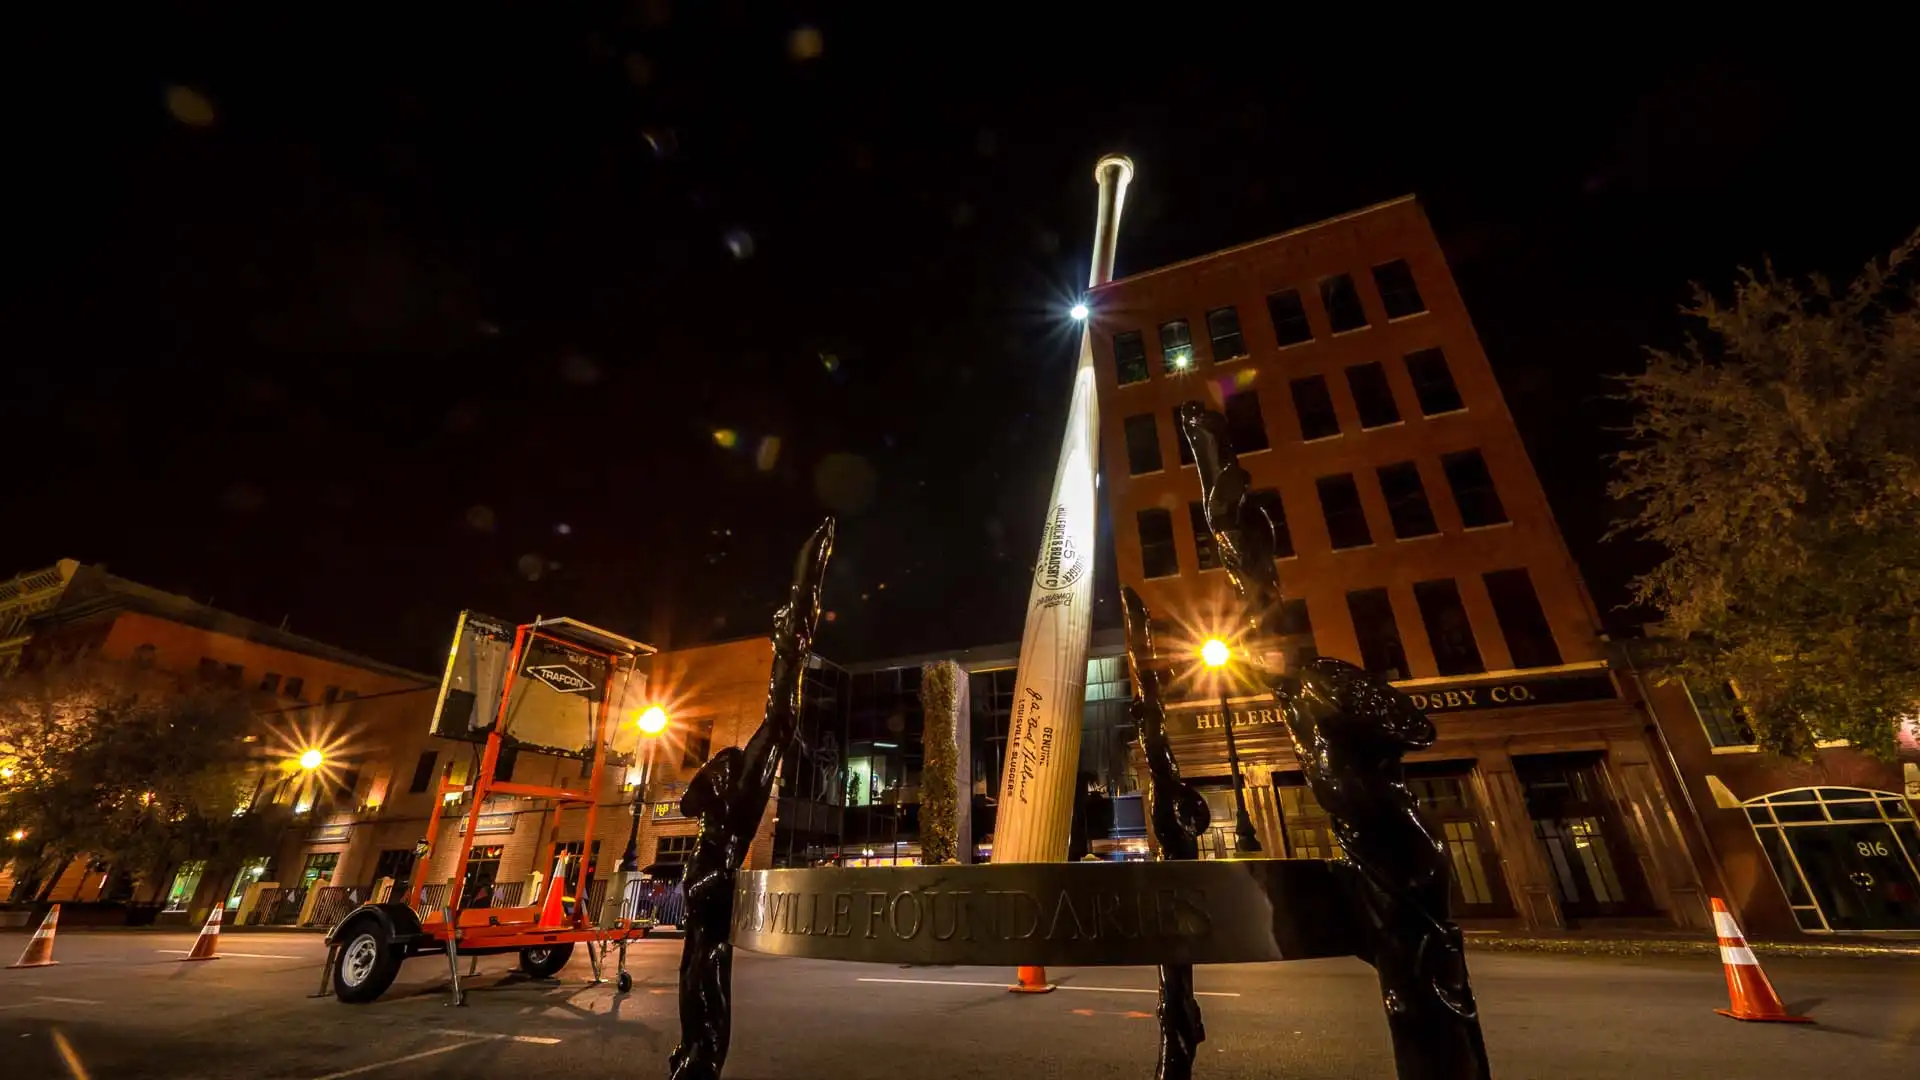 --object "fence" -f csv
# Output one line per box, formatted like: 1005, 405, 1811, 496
245, 886, 307, 926
306, 884, 375, 929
